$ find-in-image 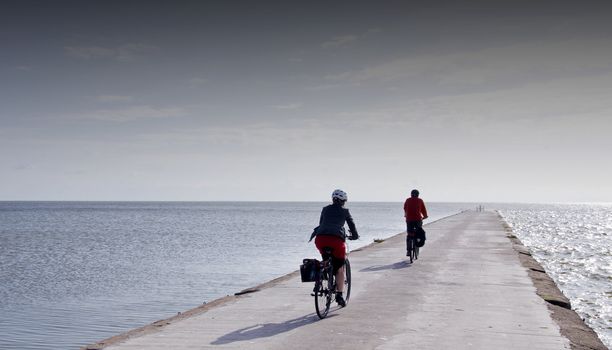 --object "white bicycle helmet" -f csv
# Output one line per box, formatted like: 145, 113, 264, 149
331, 189, 348, 201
